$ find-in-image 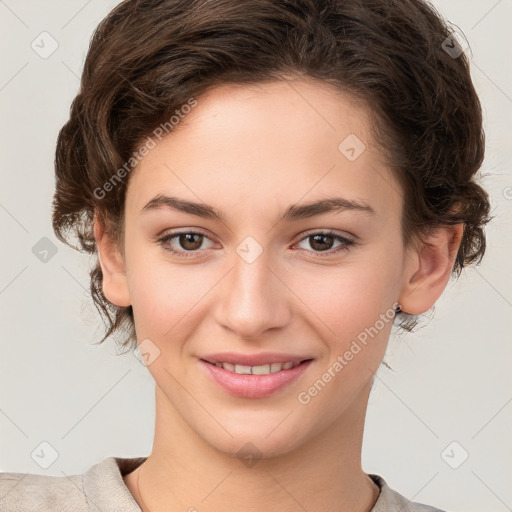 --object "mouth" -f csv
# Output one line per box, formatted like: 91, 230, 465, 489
199, 358, 314, 399
200, 358, 313, 375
